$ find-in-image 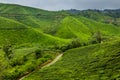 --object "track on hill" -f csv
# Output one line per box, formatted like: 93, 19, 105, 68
19, 54, 63, 80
